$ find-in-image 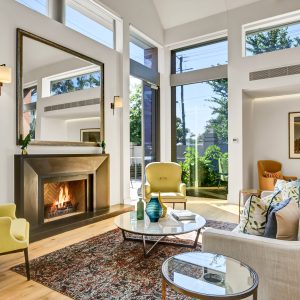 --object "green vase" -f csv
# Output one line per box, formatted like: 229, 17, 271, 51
136, 198, 144, 220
